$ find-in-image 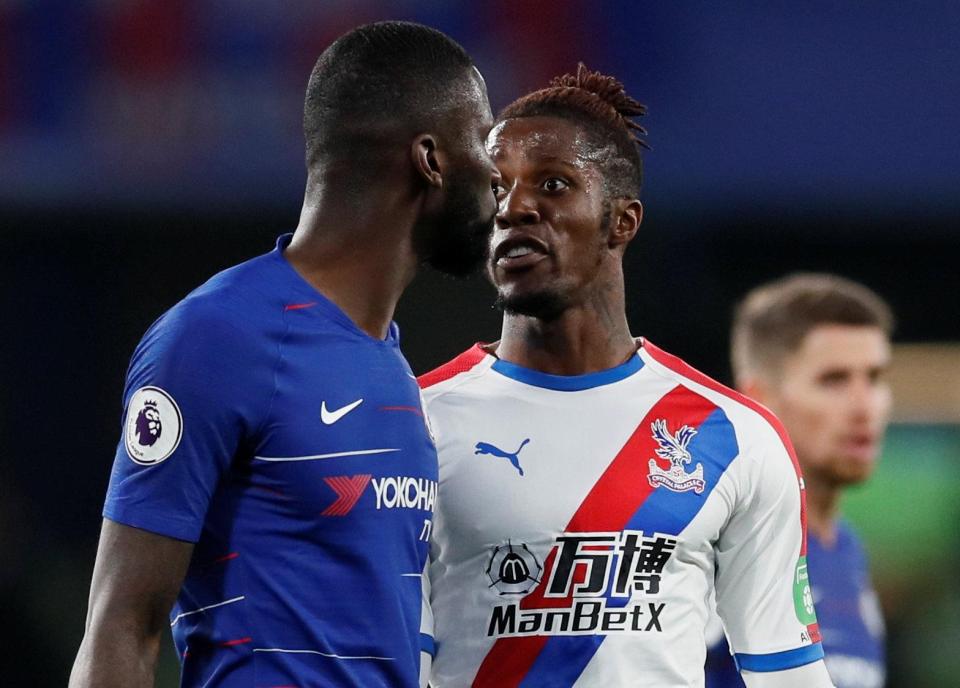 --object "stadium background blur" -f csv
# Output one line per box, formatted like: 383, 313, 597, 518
2, 2, 958, 685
